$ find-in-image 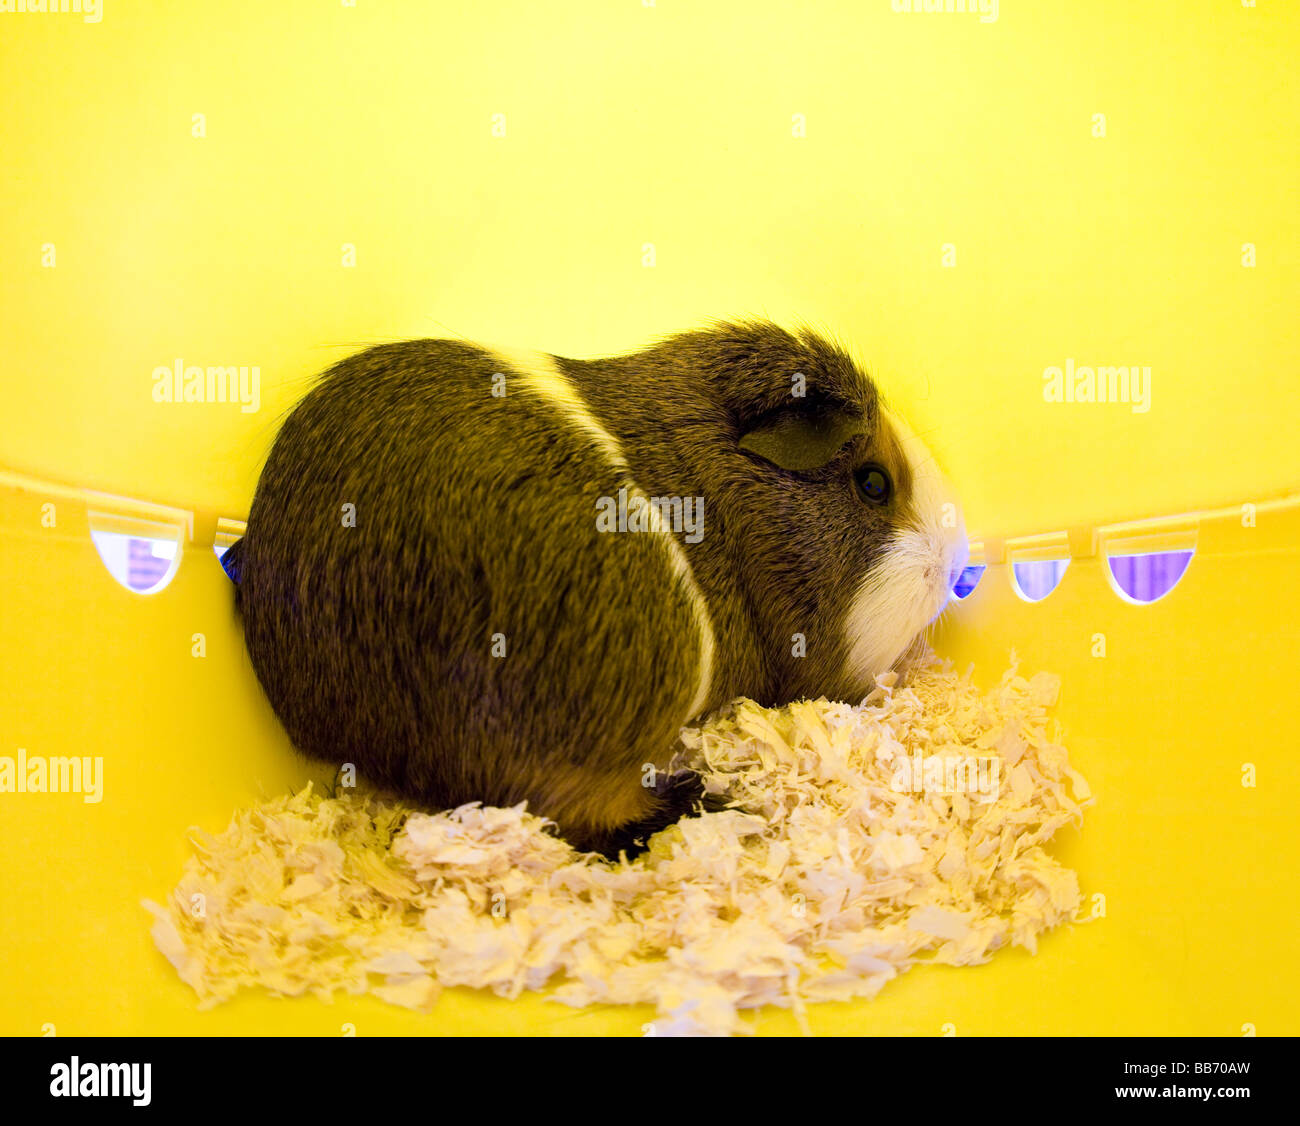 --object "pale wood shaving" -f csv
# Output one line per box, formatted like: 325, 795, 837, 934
144, 651, 1091, 1035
